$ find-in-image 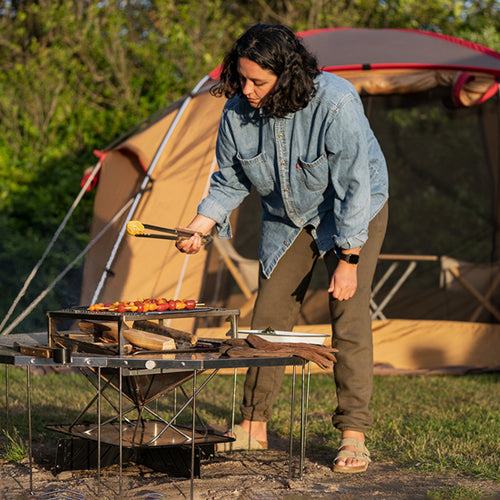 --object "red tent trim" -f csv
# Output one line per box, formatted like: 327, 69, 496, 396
453, 72, 500, 106
81, 147, 148, 191
321, 63, 500, 77
80, 149, 109, 191
114, 146, 148, 171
